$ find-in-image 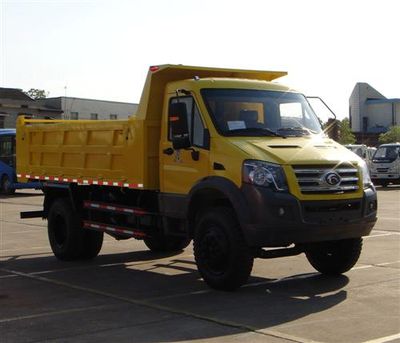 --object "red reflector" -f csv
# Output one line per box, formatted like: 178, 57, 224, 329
149, 65, 160, 72
169, 116, 179, 122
